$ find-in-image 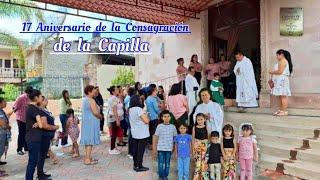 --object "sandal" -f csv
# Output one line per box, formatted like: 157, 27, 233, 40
84, 161, 98, 165
72, 154, 80, 158
276, 111, 288, 116
53, 159, 58, 164
91, 158, 98, 162
273, 110, 281, 116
